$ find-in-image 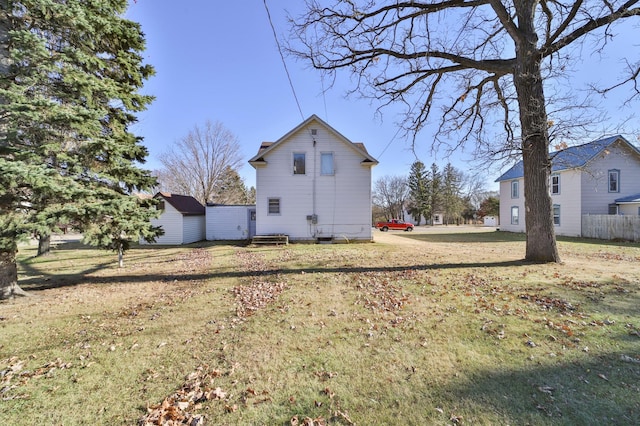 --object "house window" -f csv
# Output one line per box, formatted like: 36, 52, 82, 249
511, 180, 519, 198
551, 174, 560, 195
321, 152, 334, 175
268, 198, 280, 215
608, 204, 619, 215
511, 206, 519, 225
553, 204, 560, 226
293, 153, 306, 174
157, 200, 165, 210
608, 169, 619, 192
